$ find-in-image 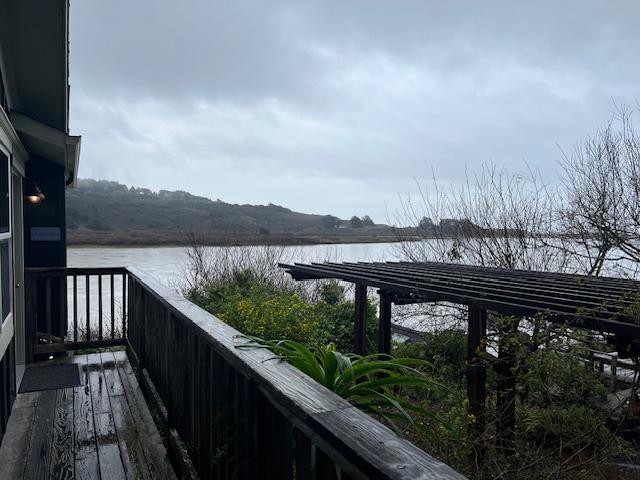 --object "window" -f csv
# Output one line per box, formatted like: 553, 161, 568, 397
0, 241, 9, 321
